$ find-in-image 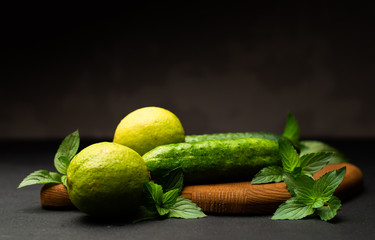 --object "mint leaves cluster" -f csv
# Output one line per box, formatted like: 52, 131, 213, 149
252, 138, 346, 221
252, 140, 334, 184
18, 130, 80, 188
135, 168, 206, 222
275, 168, 345, 221
251, 112, 347, 221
